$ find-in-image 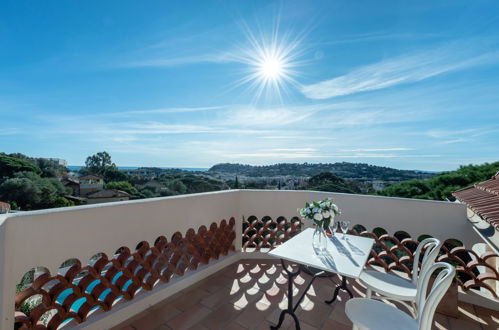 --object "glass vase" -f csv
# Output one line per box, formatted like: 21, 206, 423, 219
312, 225, 328, 252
